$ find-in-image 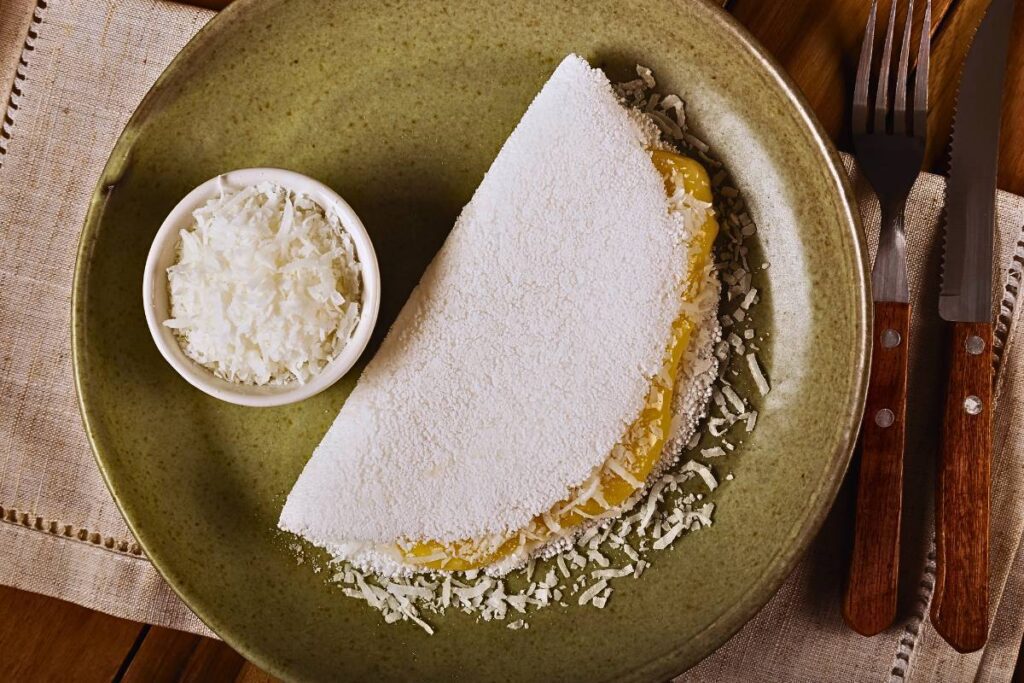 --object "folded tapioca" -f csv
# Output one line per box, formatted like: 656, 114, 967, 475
280, 54, 720, 576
